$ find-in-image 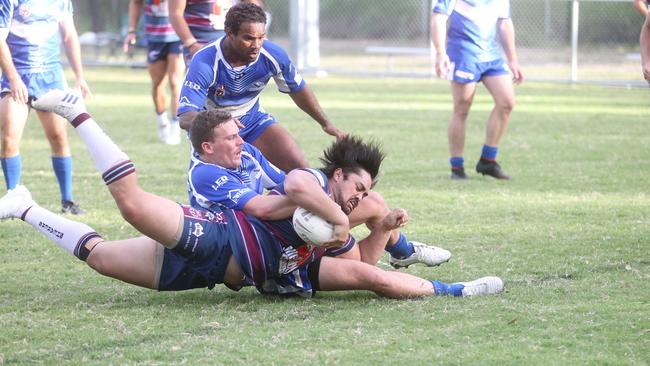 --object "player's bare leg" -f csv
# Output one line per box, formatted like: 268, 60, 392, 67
252, 123, 308, 172
0, 95, 29, 189
448, 81, 477, 179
